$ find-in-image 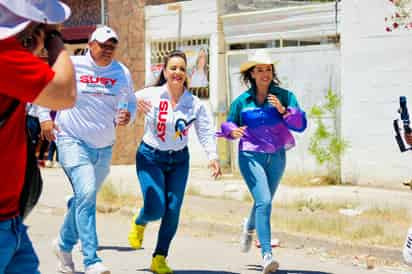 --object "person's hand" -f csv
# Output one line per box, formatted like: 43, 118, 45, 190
116, 110, 131, 126
268, 94, 287, 115
40, 120, 58, 141
208, 159, 222, 180
230, 126, 247, 139
137, 99, 152, 115
405, 132, 412, 145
